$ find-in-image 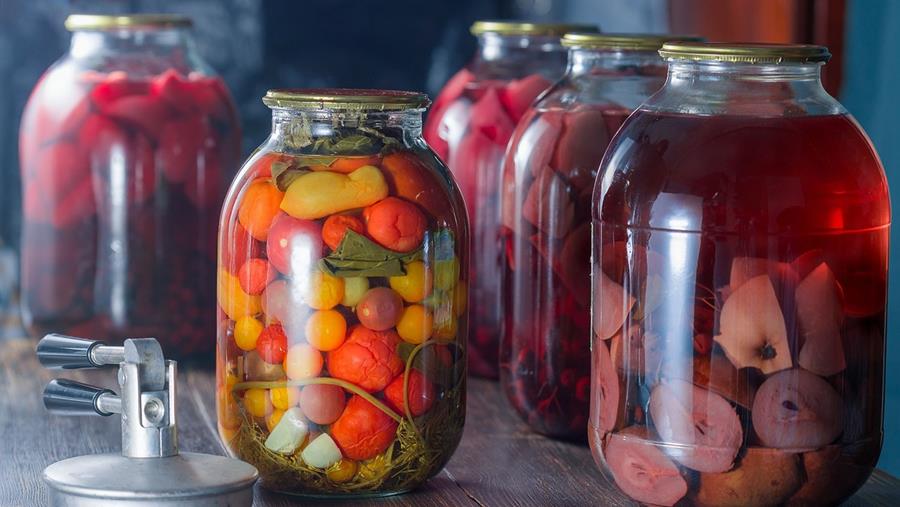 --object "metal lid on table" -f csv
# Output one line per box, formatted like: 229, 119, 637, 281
36, 334, 258, 506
